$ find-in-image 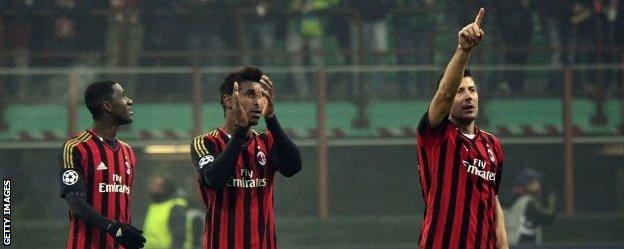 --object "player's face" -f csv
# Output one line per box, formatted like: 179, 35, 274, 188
450, 77, 478, 125
237, 81, 262, 126
108, 83, 134, 125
